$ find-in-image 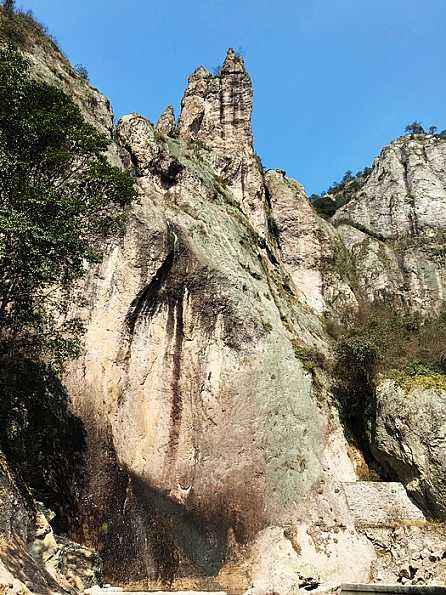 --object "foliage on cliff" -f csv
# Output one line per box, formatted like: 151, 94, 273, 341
0, 0, 61, 51
332, 305, 446, 419
310, 167, 372, 219
0, 45, 135, 366
334, 305, 446, 377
